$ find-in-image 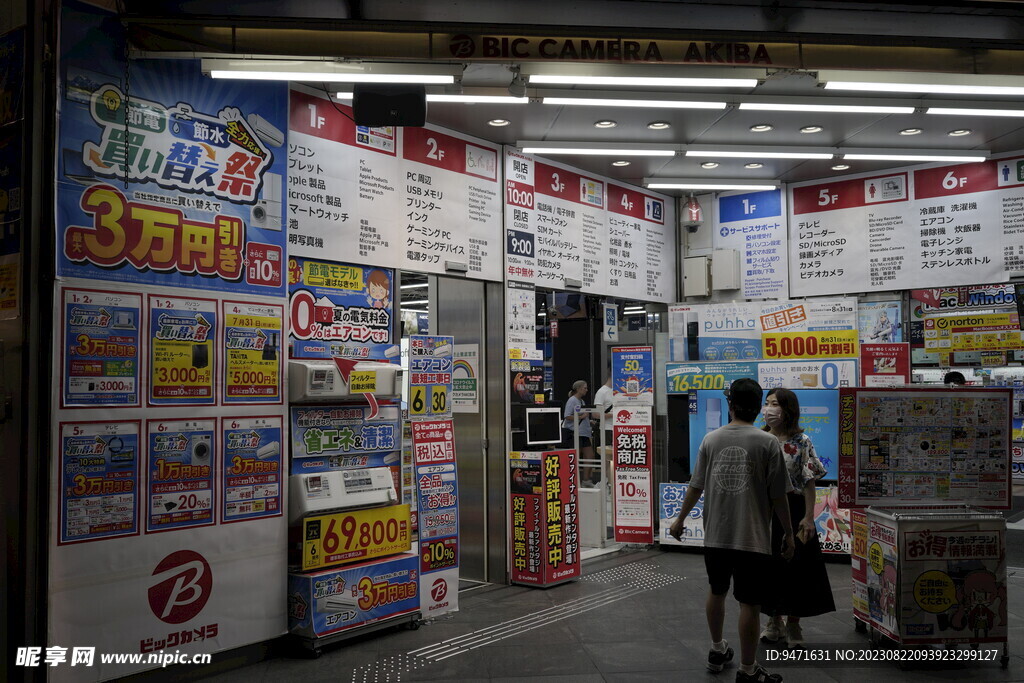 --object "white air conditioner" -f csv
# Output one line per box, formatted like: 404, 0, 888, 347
246, 113, 284, 148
